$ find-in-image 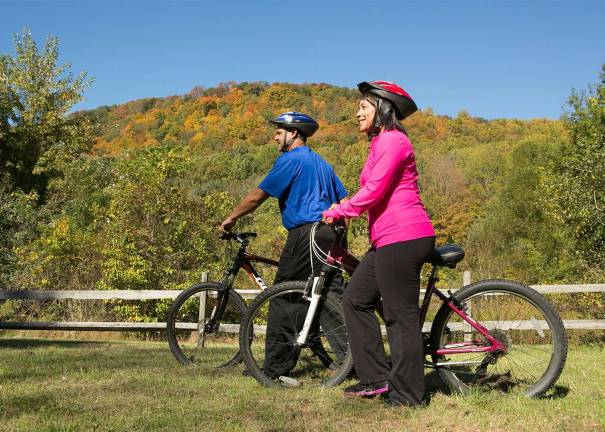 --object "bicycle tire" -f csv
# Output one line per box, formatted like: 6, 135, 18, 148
166, 282, 247, 368
430, 279, 567, 397
239, 280, 353, 388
